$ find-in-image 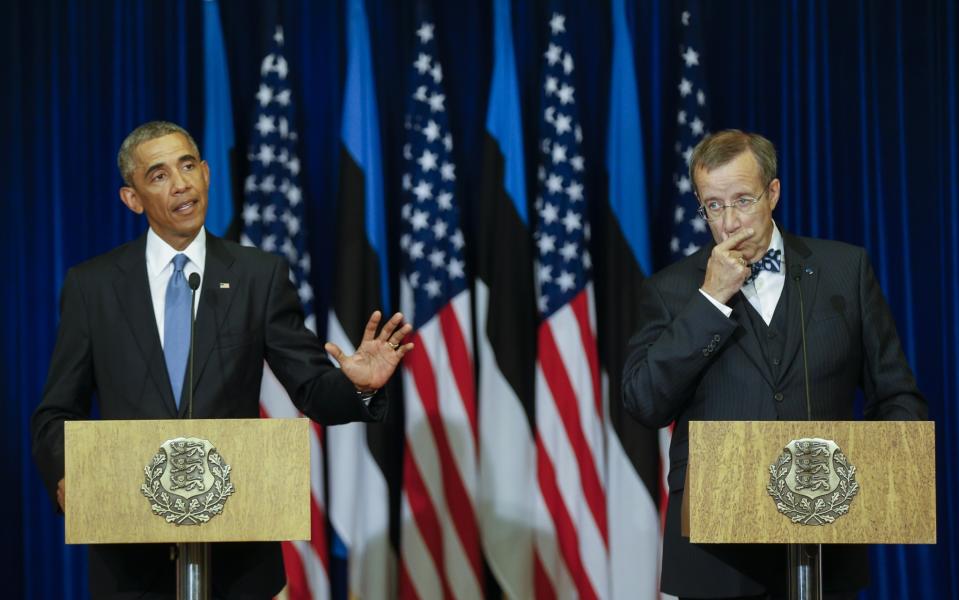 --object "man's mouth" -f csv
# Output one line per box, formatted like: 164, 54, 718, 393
173, 200, 197, 214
